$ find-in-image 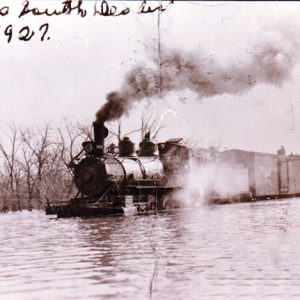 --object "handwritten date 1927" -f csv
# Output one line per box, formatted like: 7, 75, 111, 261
1, 23, 50, 43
